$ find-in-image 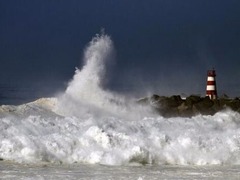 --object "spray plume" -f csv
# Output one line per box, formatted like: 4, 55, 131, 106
56, 33, 149, 118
